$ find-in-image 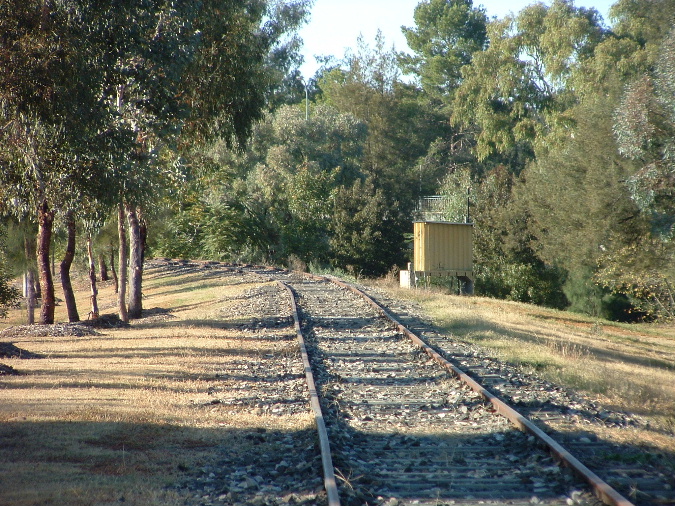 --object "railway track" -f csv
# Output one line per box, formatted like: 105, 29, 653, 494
153, 260, 674, 506
281, 274, 614, 506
